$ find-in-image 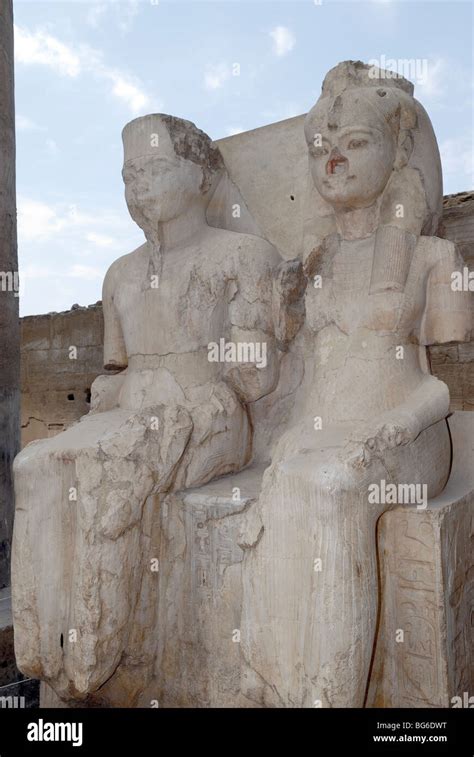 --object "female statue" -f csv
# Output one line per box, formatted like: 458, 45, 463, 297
240, 61, 472, 708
